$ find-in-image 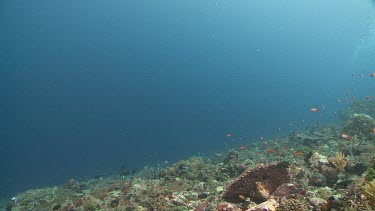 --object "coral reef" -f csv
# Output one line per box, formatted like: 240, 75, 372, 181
342, 113, 375, 140
5, 102, 375, 210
